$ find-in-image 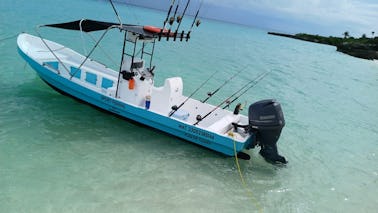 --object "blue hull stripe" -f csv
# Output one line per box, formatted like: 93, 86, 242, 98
18, 47, 250, 156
